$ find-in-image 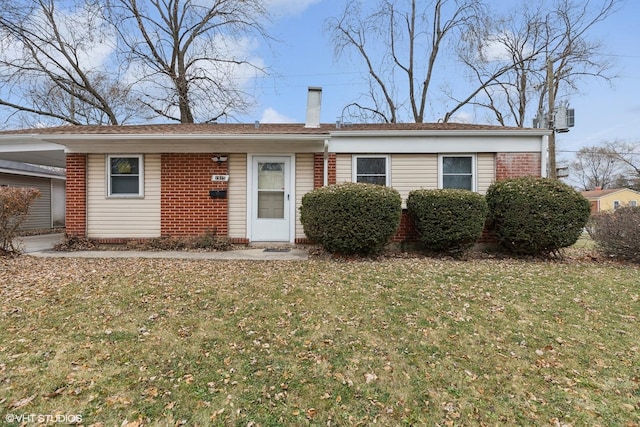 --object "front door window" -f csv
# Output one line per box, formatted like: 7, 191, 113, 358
257, 162, 285, 219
